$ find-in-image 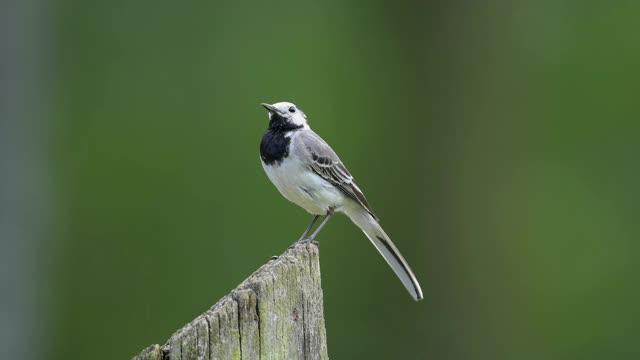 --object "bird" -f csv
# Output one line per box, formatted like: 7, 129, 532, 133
259, 101, 423, 301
